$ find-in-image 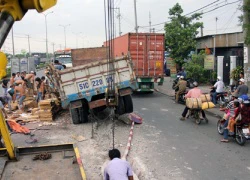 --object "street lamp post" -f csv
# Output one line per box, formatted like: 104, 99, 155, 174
42, 11, 53, 62
72, 32, 82, 48
59, 24, 70, 49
